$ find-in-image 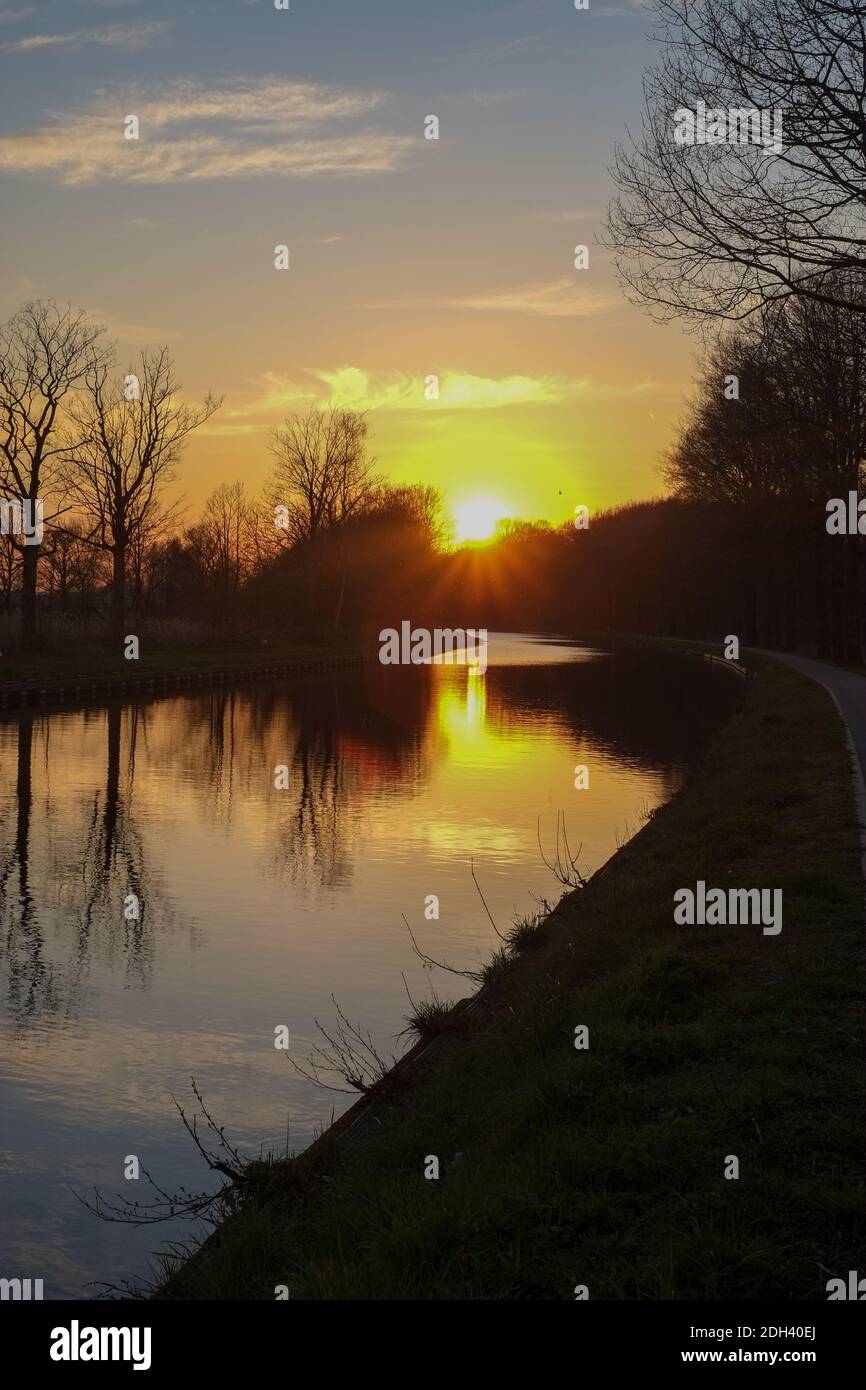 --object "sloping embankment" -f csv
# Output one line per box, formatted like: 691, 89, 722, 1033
157, 654, 865, 1300
0, 647, 361, 713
